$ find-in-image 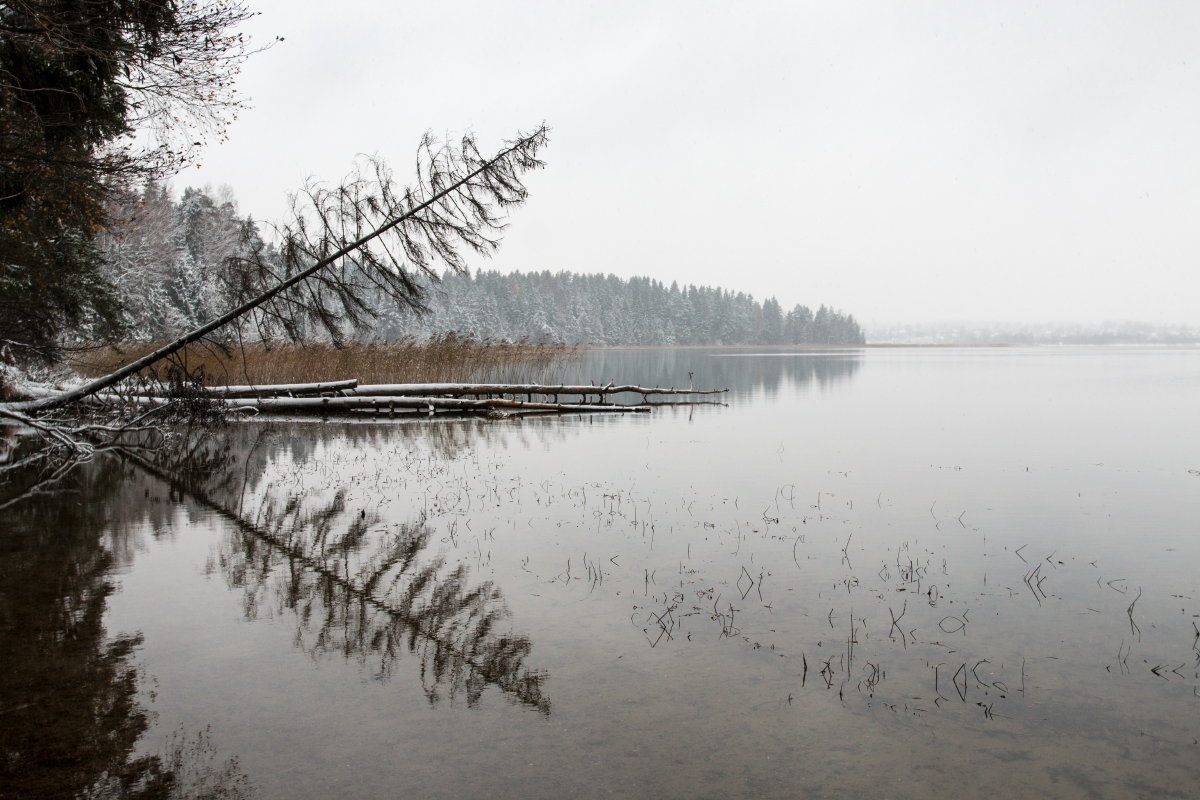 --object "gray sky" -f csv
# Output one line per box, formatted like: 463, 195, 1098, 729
189, 0, 1200, 325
